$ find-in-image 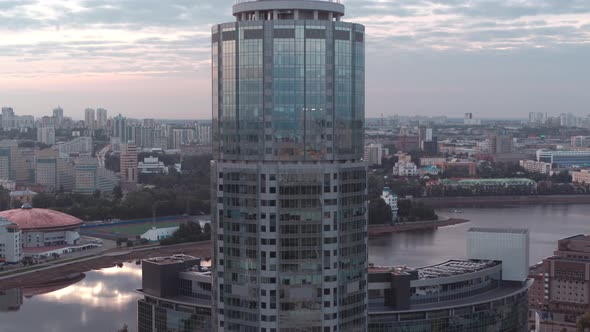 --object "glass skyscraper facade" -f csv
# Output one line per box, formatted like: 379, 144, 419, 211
211, 1, 367, 331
